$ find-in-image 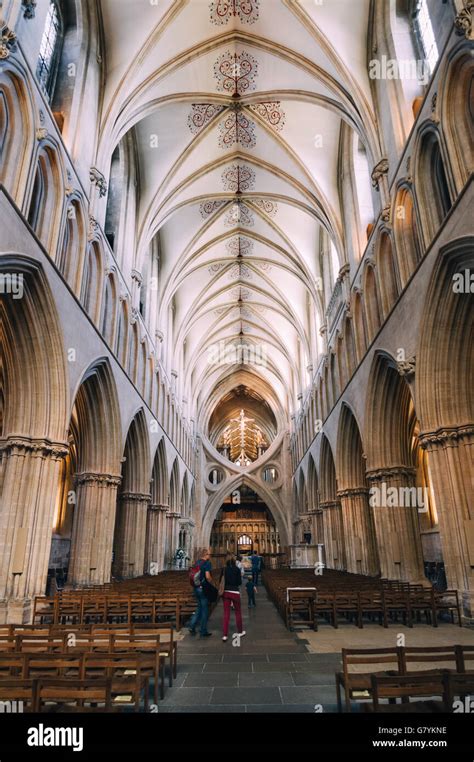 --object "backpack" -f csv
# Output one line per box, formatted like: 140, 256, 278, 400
189, 561, 202, 588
